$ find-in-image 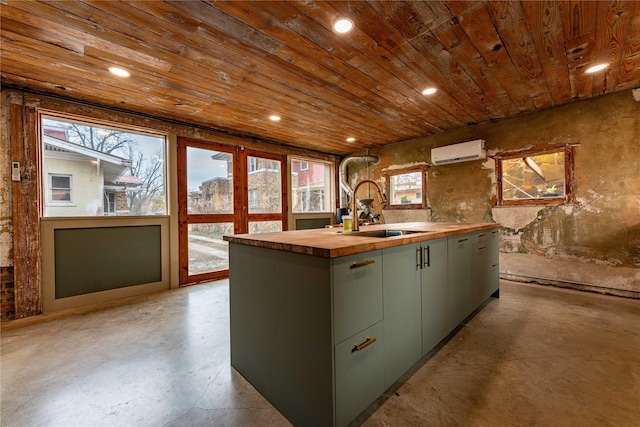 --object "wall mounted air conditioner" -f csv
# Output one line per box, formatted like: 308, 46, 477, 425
431, 139, 486, 165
